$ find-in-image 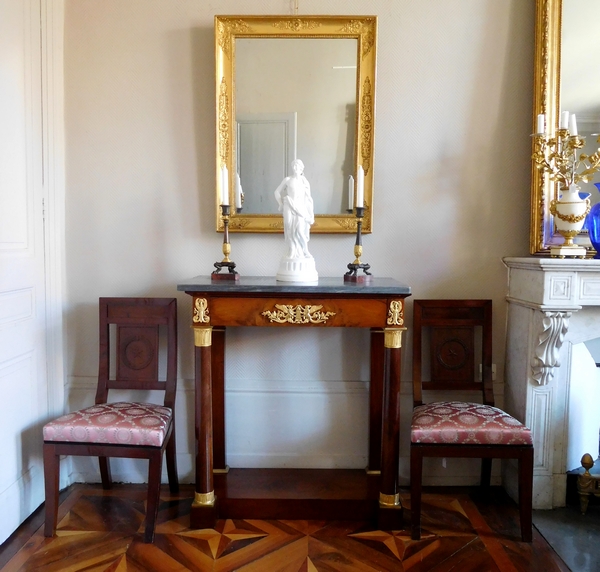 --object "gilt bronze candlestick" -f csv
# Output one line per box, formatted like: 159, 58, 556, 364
212, 204, 239, 281
344, 206, 372, 283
